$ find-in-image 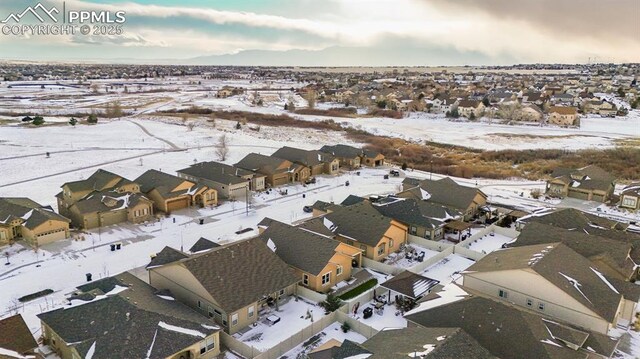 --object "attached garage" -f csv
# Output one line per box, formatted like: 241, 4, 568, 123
36, 229, 68, 245
272, 176, 289, 187
166, 197, 190, 212
568, 190, 589, 201
592, 194, 605, 203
